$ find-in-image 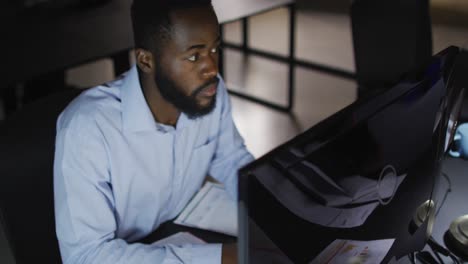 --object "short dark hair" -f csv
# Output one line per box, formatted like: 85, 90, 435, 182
131, 0, 214, 55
